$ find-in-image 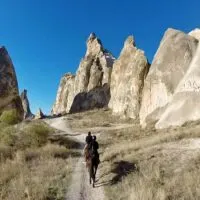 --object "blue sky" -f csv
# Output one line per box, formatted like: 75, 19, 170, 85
0, 0, 199, 114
